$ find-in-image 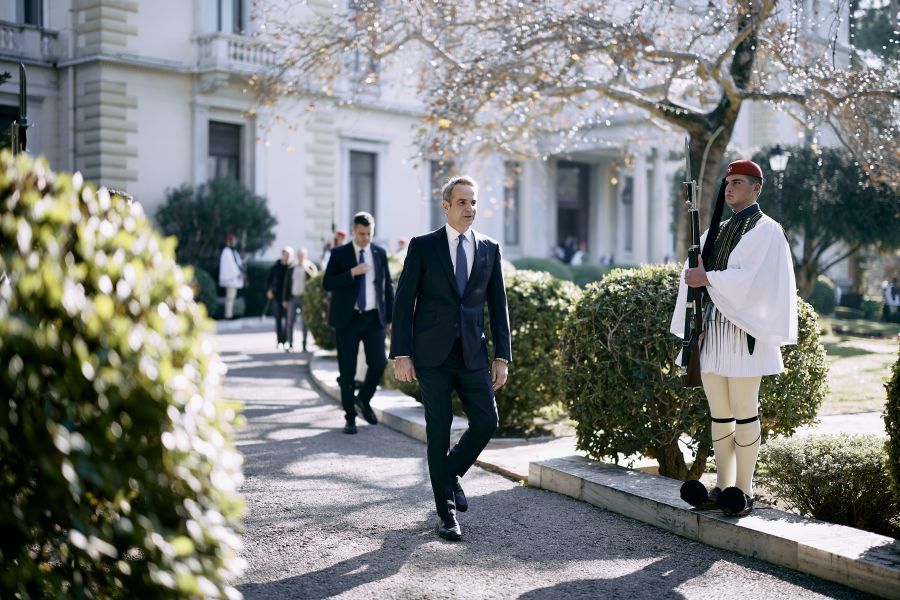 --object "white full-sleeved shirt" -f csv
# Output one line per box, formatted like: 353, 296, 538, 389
446, 224, 475, 279
670, 214, 798, 377
352, 241, 376, 310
